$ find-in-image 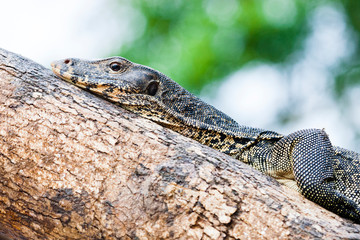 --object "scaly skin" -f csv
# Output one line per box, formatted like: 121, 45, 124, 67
52, 57, 360, 223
